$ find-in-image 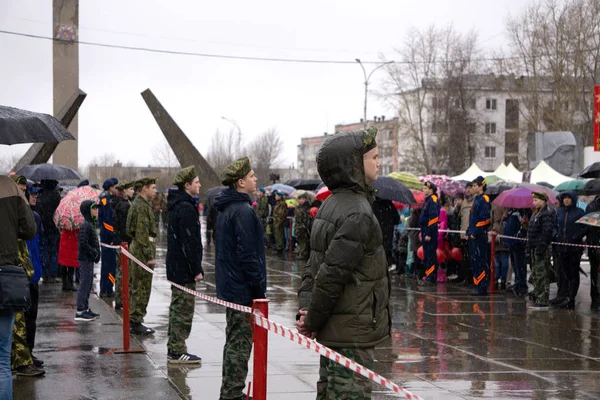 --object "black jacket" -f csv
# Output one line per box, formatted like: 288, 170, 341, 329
111, 195, 132, 244
373, 197, 400, 264
78, 200, 100, 263
527, 205, 555, 255
0, 176, 36, 266
35, 180, 61, 235
215, 188, 266, 306
298, 130, 390, 348
166, 189, 204, 285
555, 192, 586, 252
